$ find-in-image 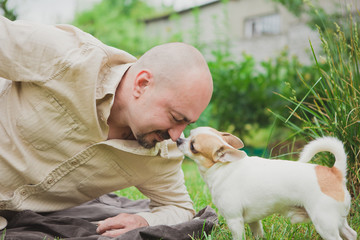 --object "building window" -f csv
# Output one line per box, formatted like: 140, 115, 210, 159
245, 14, 281, 38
